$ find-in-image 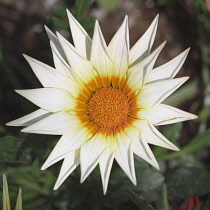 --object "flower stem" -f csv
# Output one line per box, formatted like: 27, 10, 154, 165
162, 183, 170, 210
